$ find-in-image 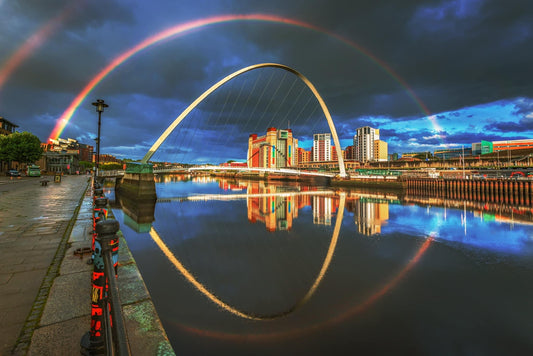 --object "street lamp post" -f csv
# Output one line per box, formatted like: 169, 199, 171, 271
91, 99, 109, 180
